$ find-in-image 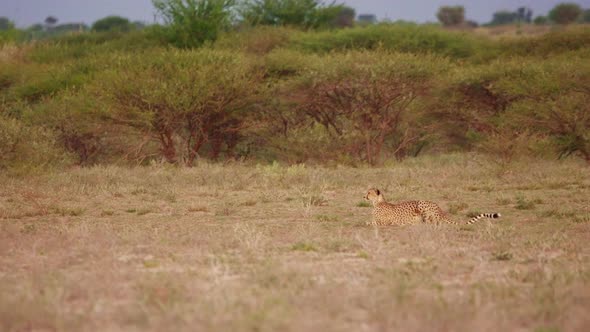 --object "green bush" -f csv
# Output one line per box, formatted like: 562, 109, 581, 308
96, 48, 265, 164
438, 56, 590, 162
263, 48, 316, 77
285, 51, 448, 164
549, 3, 583, 24
0, 29, 25, 45
27, 29, 164, 64
497, 26, 590, 57
10, 62, 92, 102
153, 0, 235, 48
0, 115, 72, 174
23, 91, 117, 165
289, 24, 487, 59
92, 16, 132, 32
215, 26, 294, 54
240, 0, 353, 29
